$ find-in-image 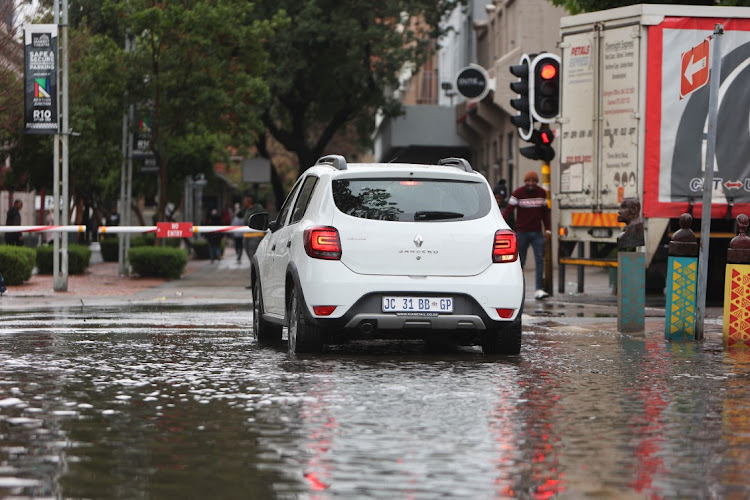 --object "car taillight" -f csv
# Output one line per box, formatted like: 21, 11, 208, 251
496, 308, 515, 319
304, 226, 342, 260
313, 306, 336, 316
493, 230, 518, 263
